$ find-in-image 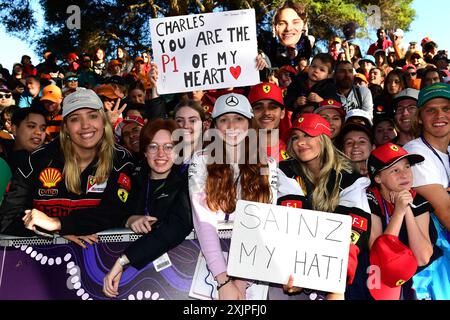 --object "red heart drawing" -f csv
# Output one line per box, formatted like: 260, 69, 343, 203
230, 66, 241, 80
